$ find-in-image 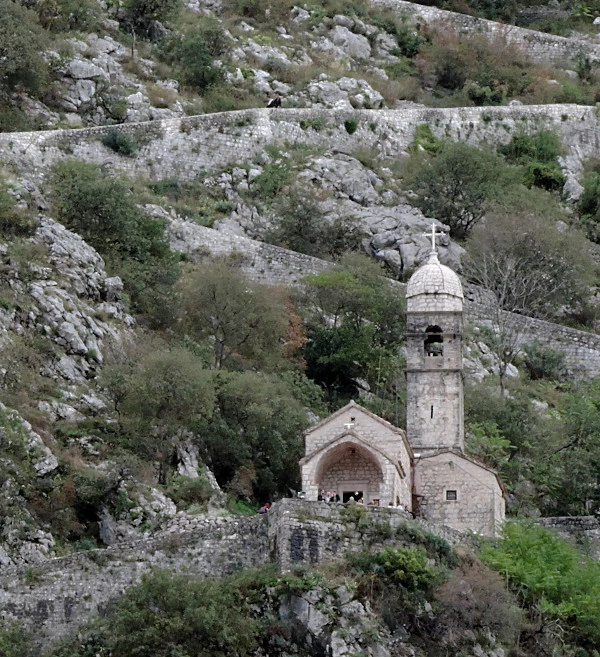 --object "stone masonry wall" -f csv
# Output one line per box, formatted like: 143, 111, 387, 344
269, 498, 472, 573
0, 500, 599, 646
0, 515, 270, 645
2, 105, 600, 184
374, 0, 600, 66
4, 106, 600, 372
